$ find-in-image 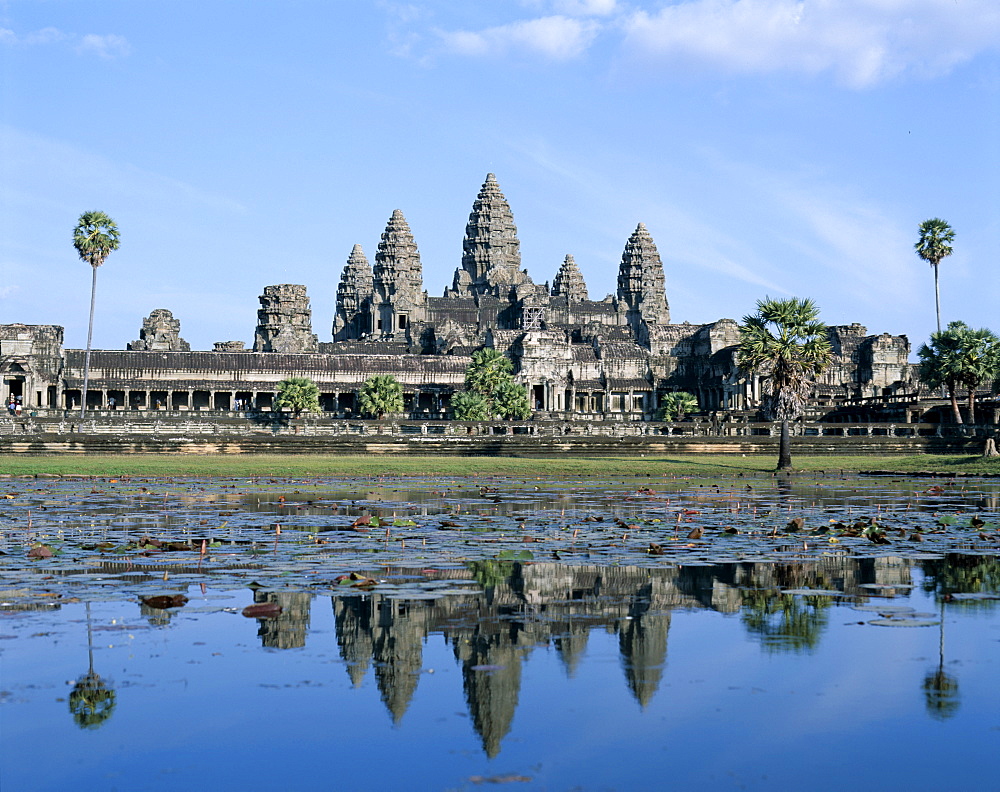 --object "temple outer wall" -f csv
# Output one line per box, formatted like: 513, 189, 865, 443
0, 417, 985, 456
